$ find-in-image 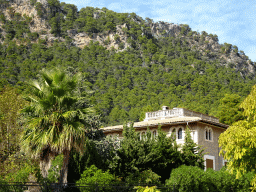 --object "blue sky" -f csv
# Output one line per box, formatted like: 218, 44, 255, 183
60, 0, 256, 62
